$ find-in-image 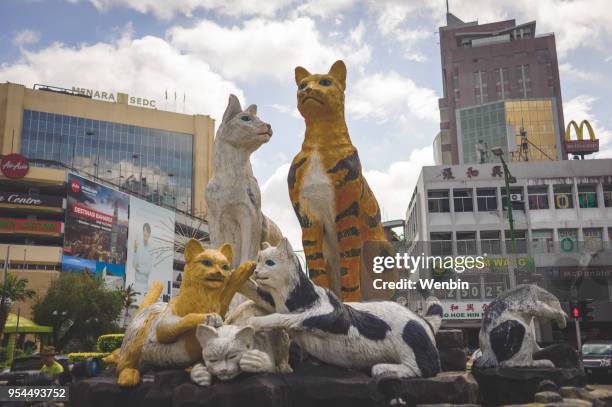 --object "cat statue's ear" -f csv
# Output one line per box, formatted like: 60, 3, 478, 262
196, 324, 218, 346
222, 94, 242, 123
246, 104, 257, 115
328, 60, 346, 90
295, 66, 311, 86
184, 239, 204, 263
235, 326, 255, 344
278, 237, 293, 256
218, 243, 233, 265
261, 241, 271, 250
